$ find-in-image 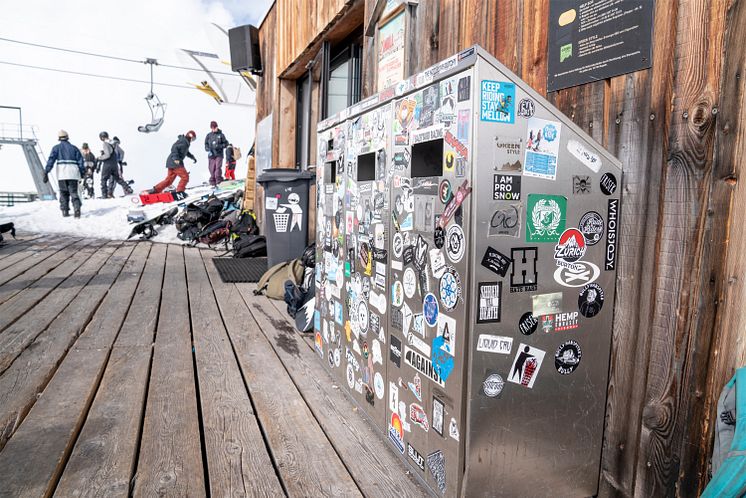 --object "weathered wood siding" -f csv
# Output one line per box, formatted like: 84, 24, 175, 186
254, 0, 746, 494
